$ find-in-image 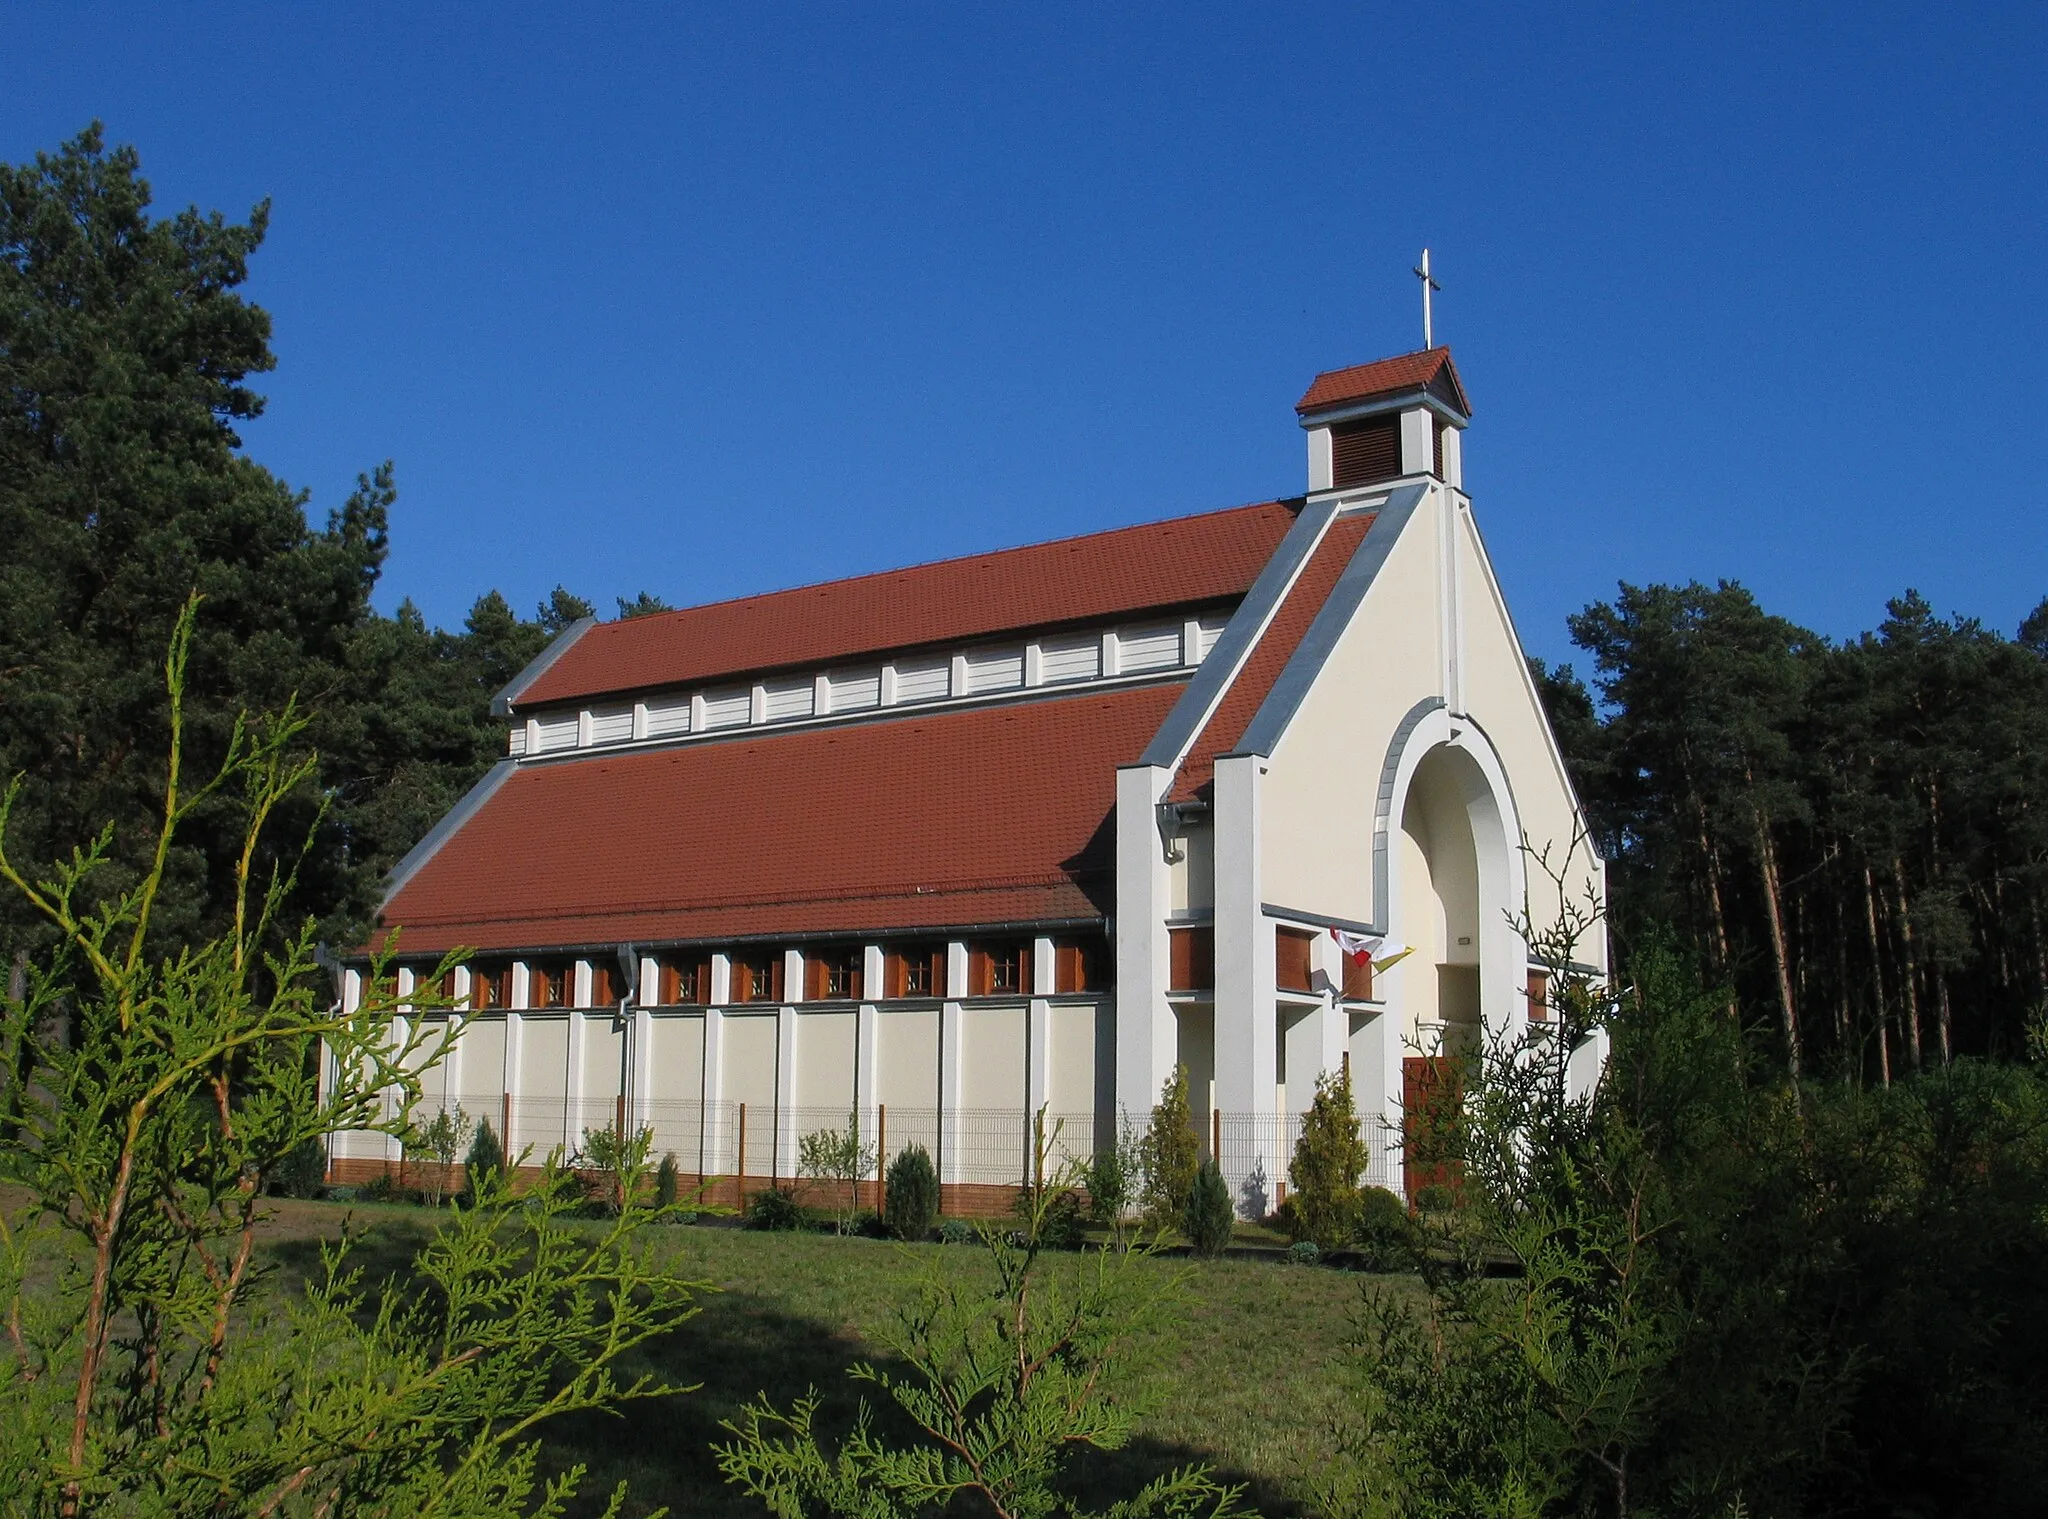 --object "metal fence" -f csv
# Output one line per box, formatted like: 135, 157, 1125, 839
386, 1091, 1398, 1206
